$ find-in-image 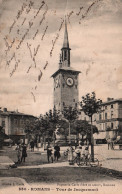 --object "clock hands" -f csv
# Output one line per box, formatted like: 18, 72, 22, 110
68, 79, 72, 84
